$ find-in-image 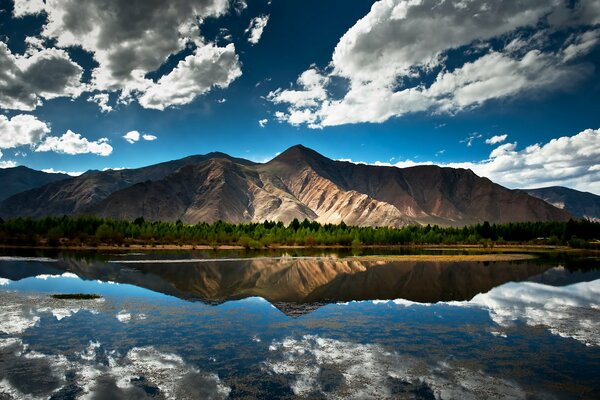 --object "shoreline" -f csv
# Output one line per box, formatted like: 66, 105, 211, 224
355, 254, 538, 262
0, 243, 584, 253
